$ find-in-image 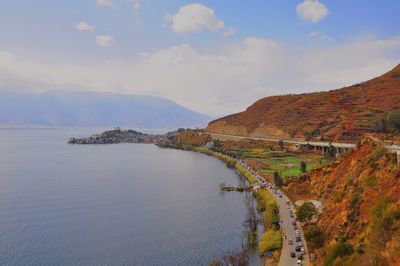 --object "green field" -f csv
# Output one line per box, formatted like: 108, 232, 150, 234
235, 148, 328, 178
